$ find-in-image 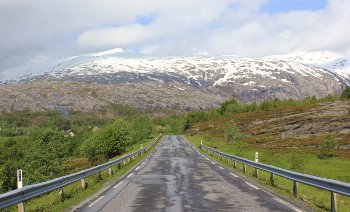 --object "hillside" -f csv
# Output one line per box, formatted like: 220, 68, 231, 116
191, 101, 350, 158
0, 81, 228, 115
